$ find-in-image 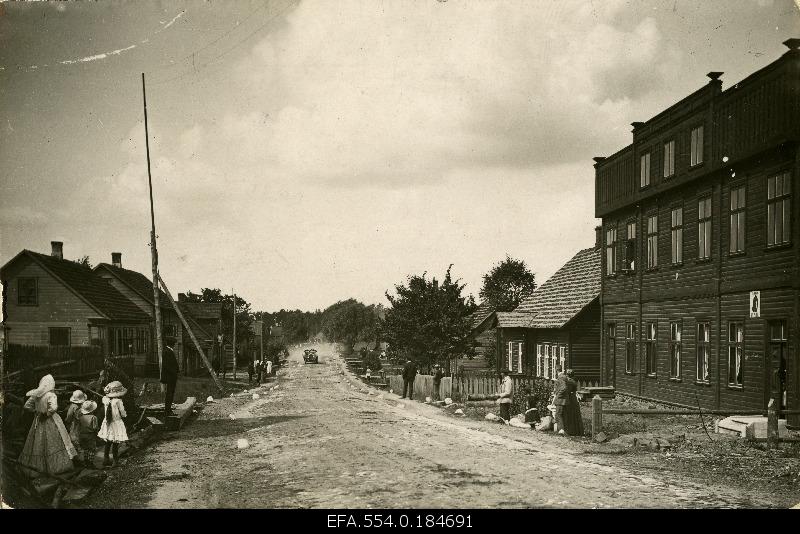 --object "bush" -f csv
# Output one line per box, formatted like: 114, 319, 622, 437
362, 350, 382, 371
